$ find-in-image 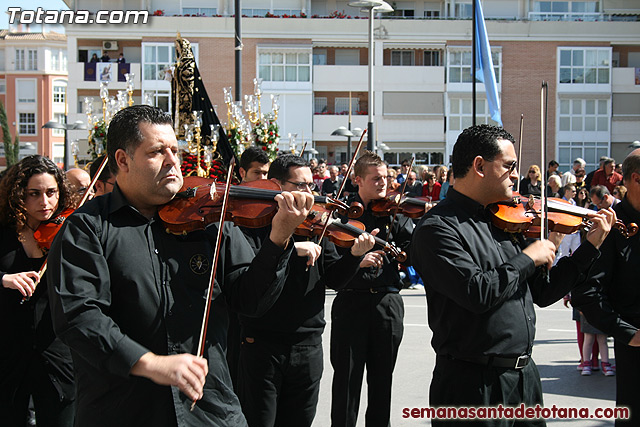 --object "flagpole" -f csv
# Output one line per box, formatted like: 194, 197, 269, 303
472, 0, 477, 126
